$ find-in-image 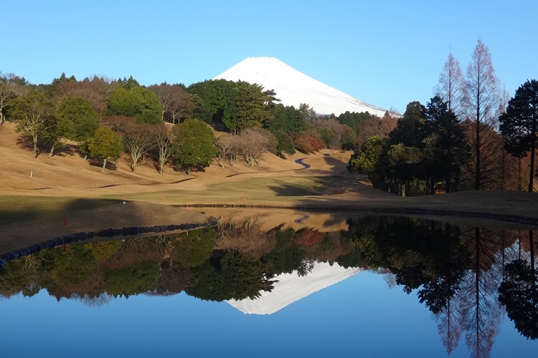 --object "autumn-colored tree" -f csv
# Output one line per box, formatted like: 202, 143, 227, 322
87, 126, 124, 172
311, 118, 354, 149
337, 111, 372, 135
293, 135, 325, 154
8, 89, 55, 157
379, 111, 399, 138
463, 40, 500, 190
460, 120, 503, 190
357, 116, 382, 147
